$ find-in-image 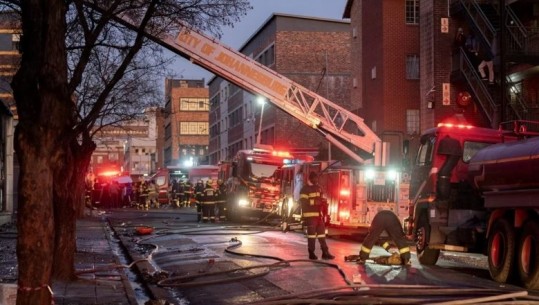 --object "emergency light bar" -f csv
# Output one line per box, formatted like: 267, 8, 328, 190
437, 122, 474, 129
